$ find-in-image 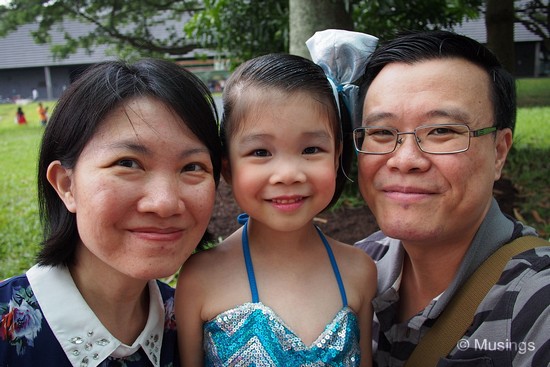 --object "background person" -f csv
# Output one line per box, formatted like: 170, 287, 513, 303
37, 102, 49, 126
354, 30, 549, 366
15, 106, 27, 124
0, 58, 222, 367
